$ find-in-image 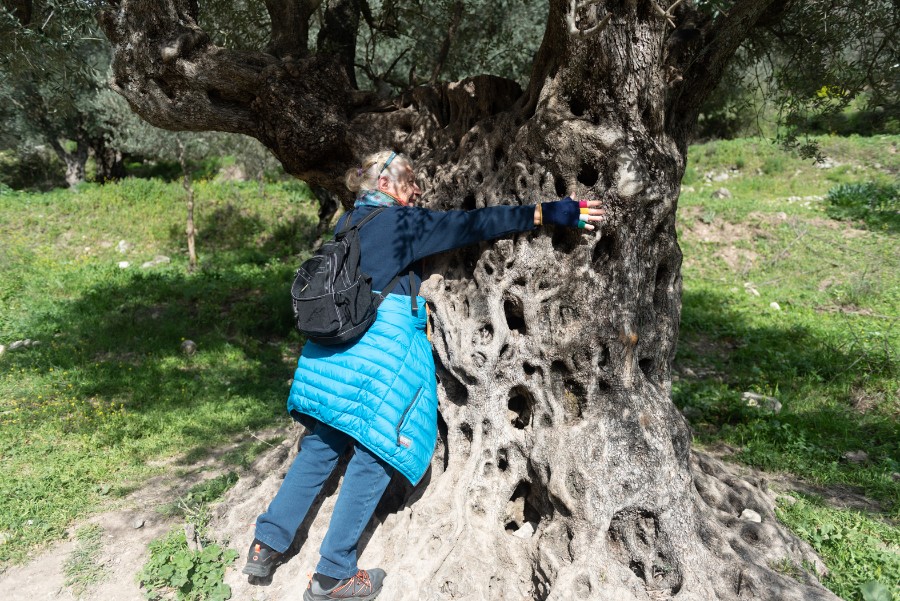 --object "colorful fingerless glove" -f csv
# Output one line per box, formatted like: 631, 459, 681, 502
540, 197, 591, 229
